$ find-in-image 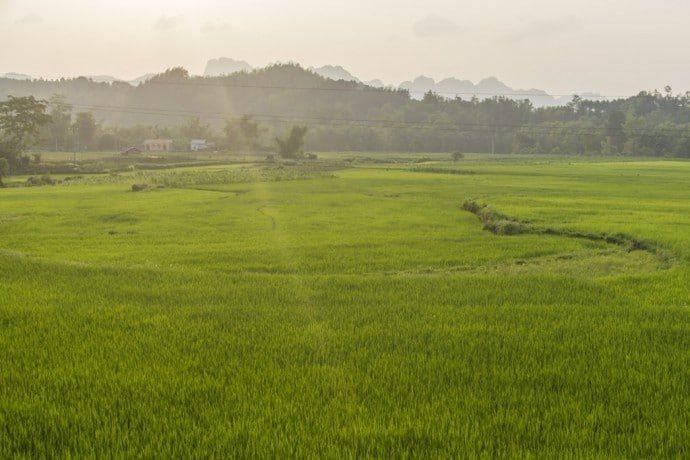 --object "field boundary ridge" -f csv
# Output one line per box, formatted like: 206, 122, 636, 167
461, 199, 675, 267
